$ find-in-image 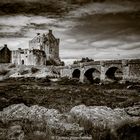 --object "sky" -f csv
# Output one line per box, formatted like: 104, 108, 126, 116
0, 1, 140, 64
